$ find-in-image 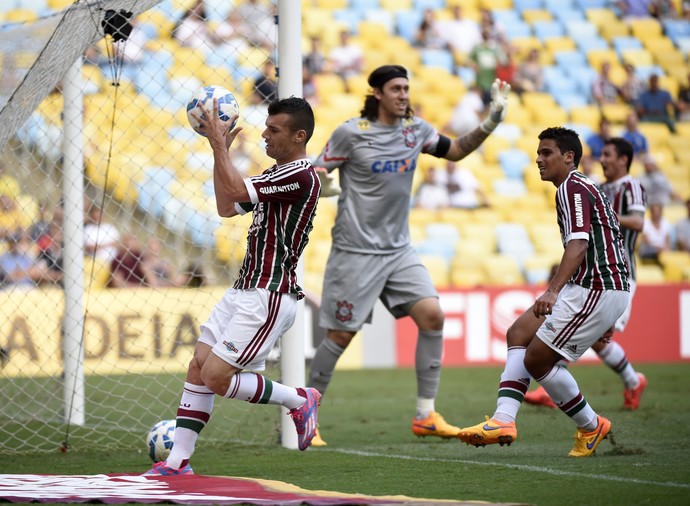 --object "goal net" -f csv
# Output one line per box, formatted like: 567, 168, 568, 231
0, 0, 294, 455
